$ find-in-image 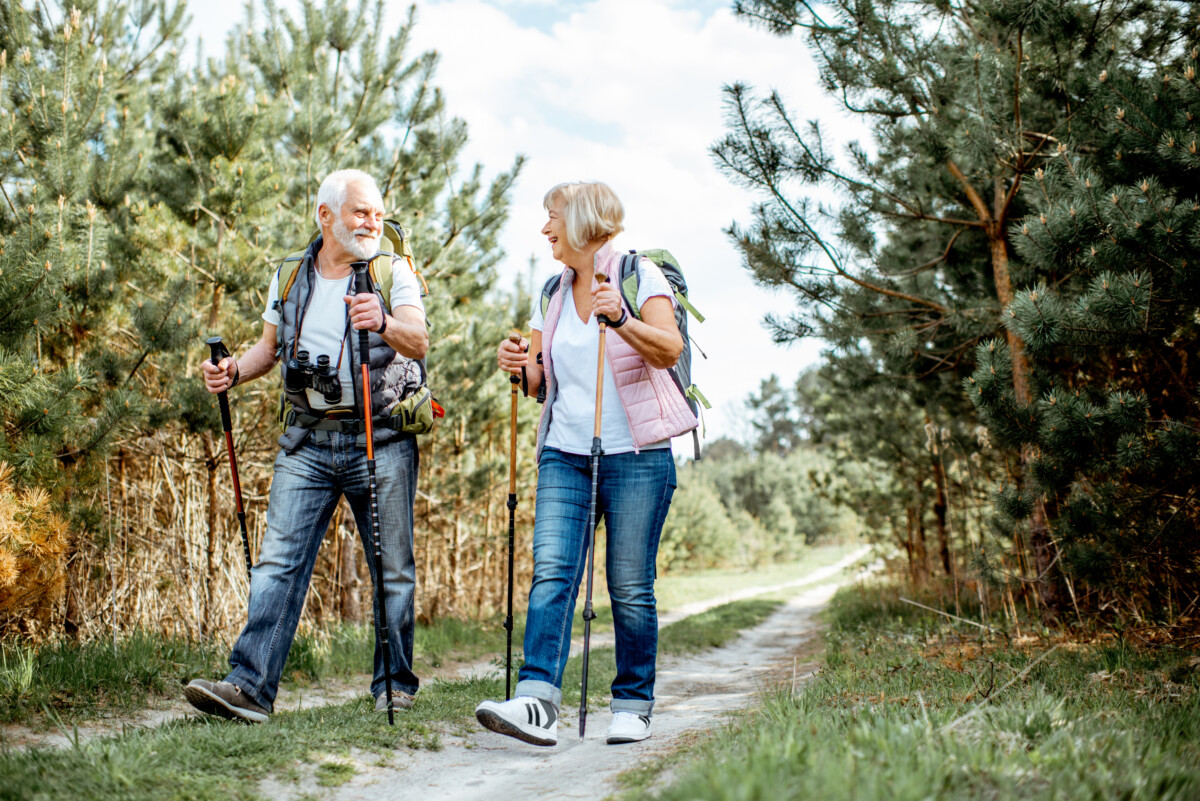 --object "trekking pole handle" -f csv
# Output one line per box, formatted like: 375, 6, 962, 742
594, 274, 613, 327
206, 336, 234, 431
352, 261, 373, 344
508, 332, 523, 386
